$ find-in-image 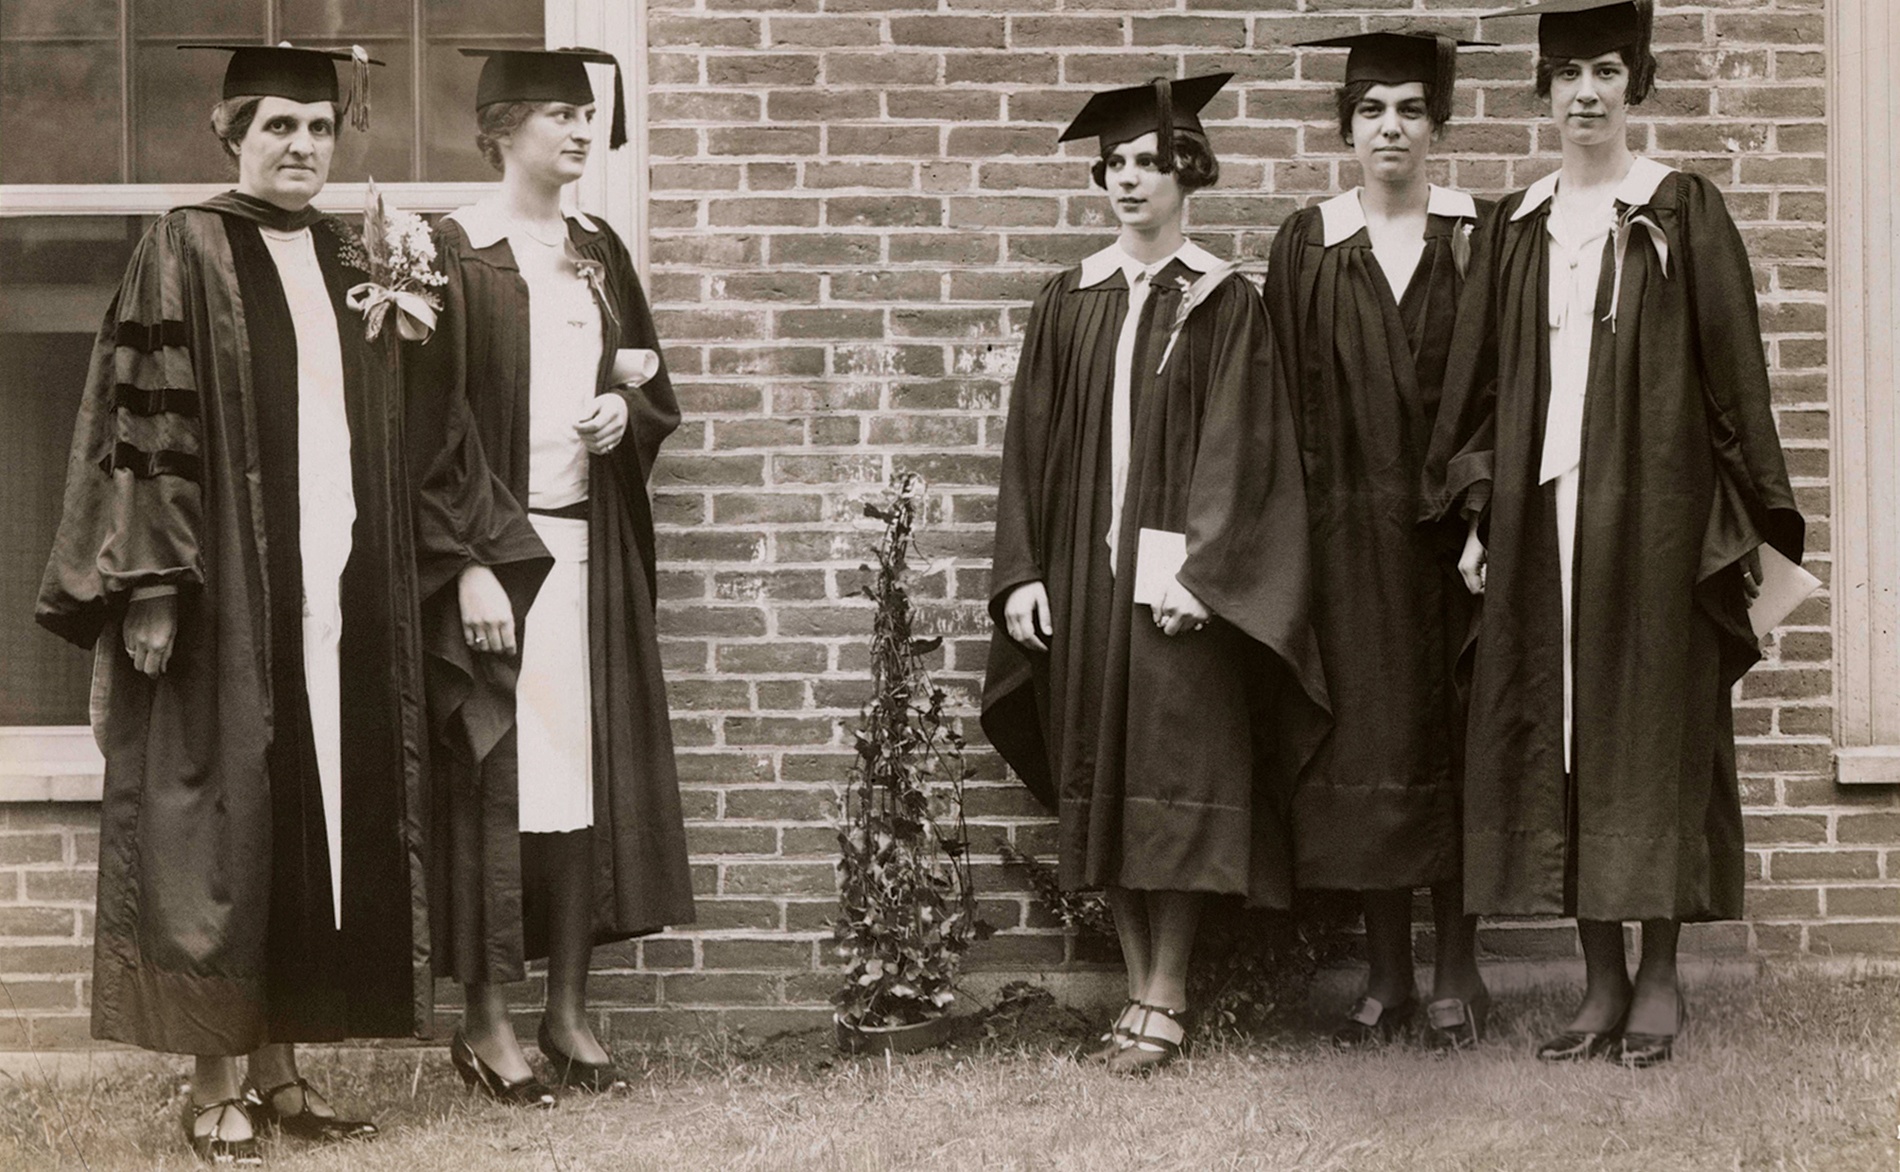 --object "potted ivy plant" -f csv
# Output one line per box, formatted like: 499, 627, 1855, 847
832, 473, 986, 1054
